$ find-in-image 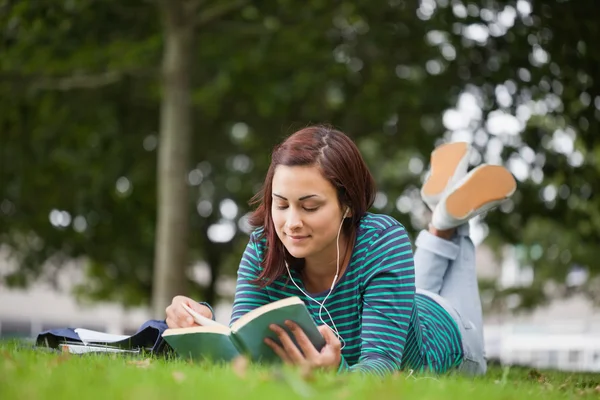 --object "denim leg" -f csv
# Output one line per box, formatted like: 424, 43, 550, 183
415, 224, 487, 375
414, 229, 460, 294
438, 223, 486, 374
